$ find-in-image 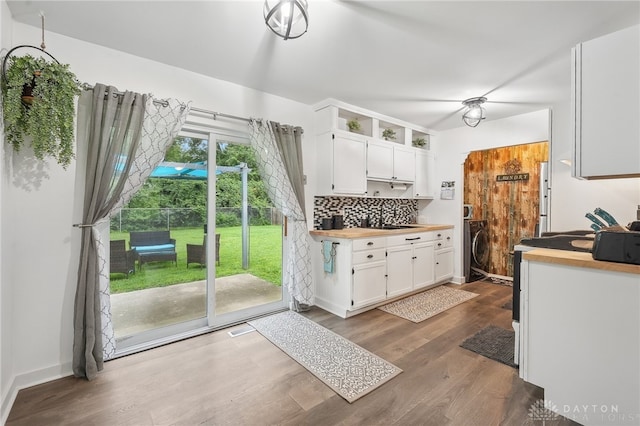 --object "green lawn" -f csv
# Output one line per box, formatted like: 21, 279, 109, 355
109, 225, 282, 293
